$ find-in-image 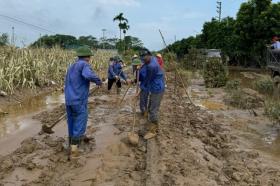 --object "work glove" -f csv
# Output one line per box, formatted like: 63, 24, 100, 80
125, 79, 132, 85
115, 75, 120, 80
